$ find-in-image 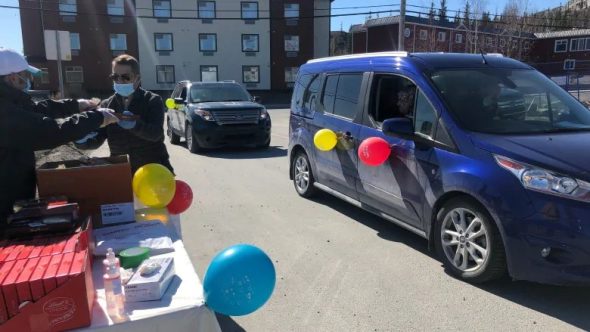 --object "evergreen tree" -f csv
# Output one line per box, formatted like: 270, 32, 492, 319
429, 1, 437, 22
453, 9, 461, 24
439, 0, 448, 22
463, 1, 471, 27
